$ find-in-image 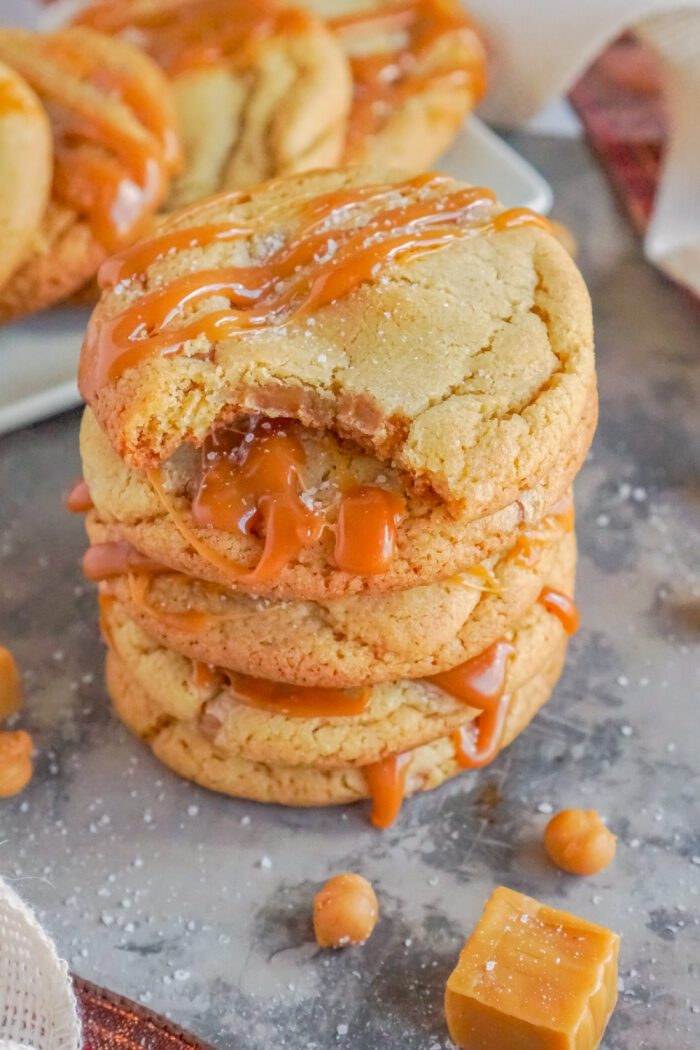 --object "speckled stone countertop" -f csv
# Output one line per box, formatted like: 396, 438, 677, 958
1, 135, 699, 1050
